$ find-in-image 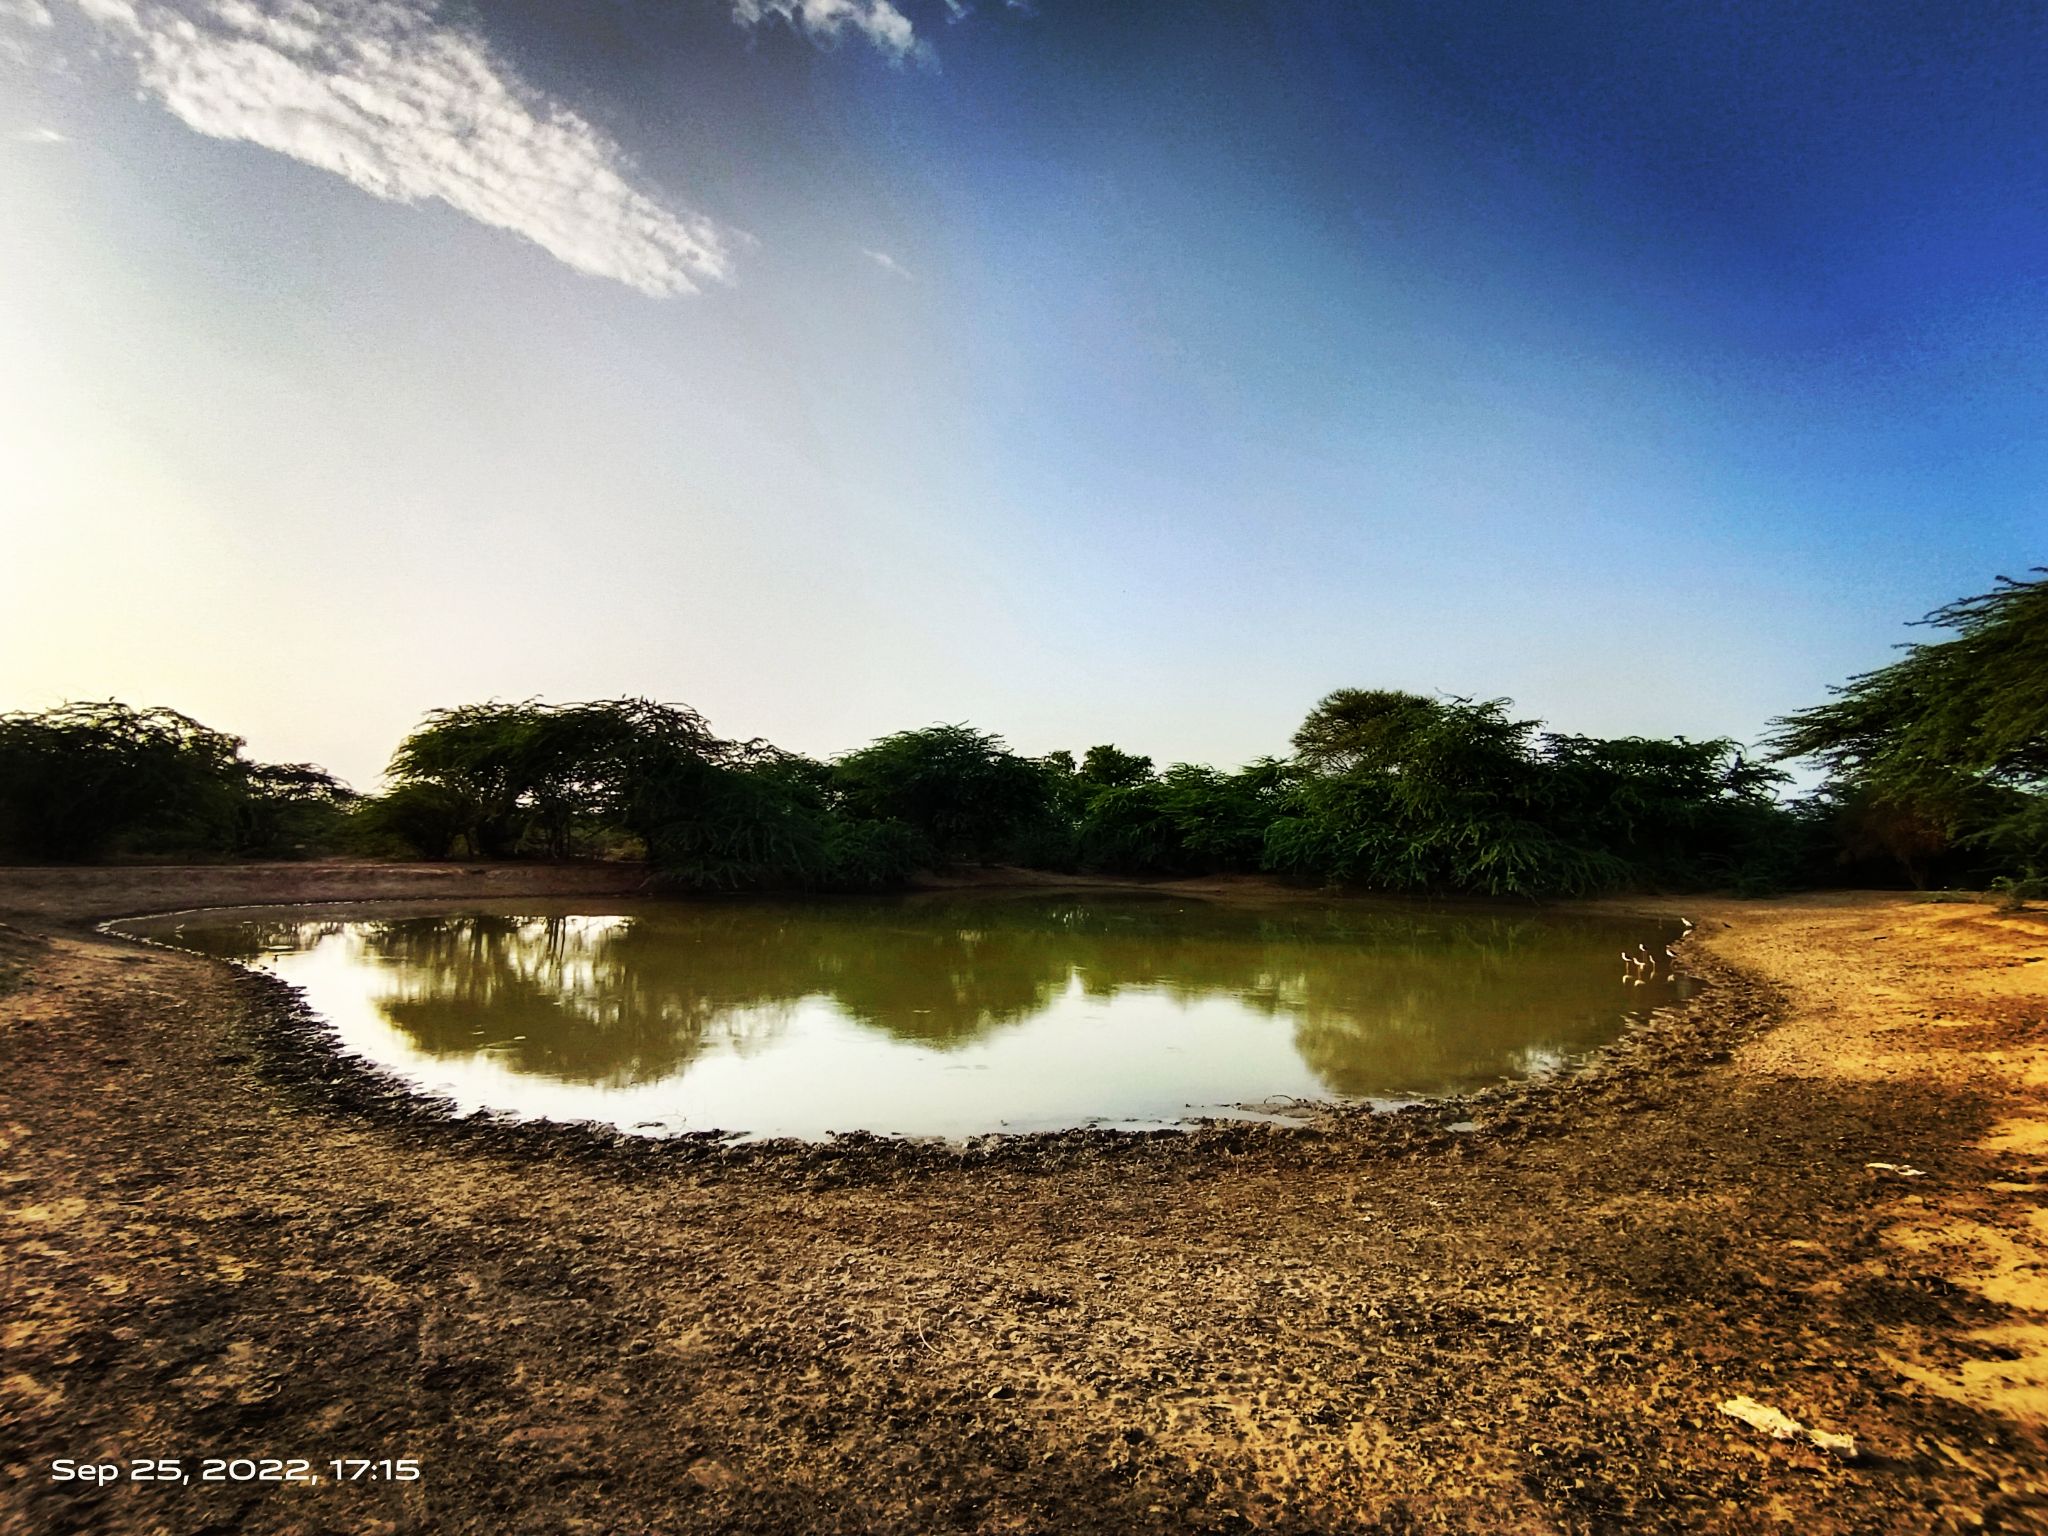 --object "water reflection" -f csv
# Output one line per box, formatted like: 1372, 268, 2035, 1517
140, 895, 1690, 1137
